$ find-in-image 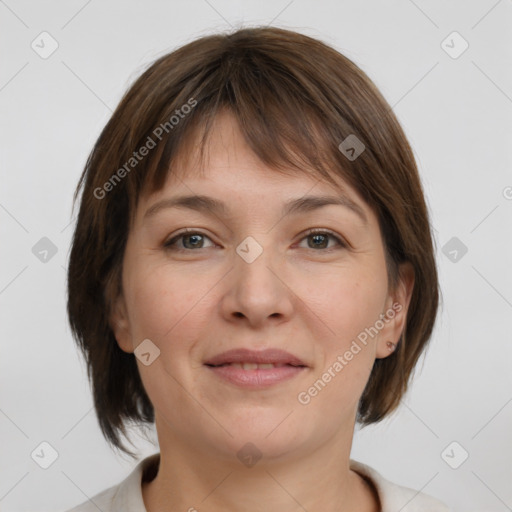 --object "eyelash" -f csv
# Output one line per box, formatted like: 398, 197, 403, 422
163, 228, 347, 253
